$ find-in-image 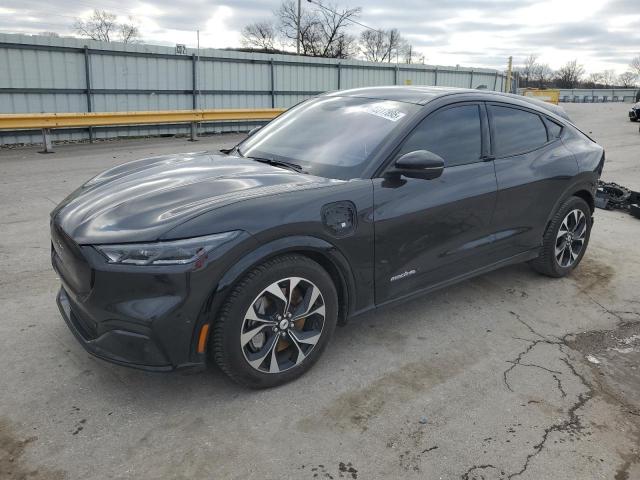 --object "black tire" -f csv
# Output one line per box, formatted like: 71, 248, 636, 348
212, 254, 338, 388
530, 196, 592, 277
